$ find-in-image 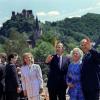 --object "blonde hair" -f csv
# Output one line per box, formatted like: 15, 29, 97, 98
0, 53, 7, 60
70, 47, 83, 61
23, 52, 33, 58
